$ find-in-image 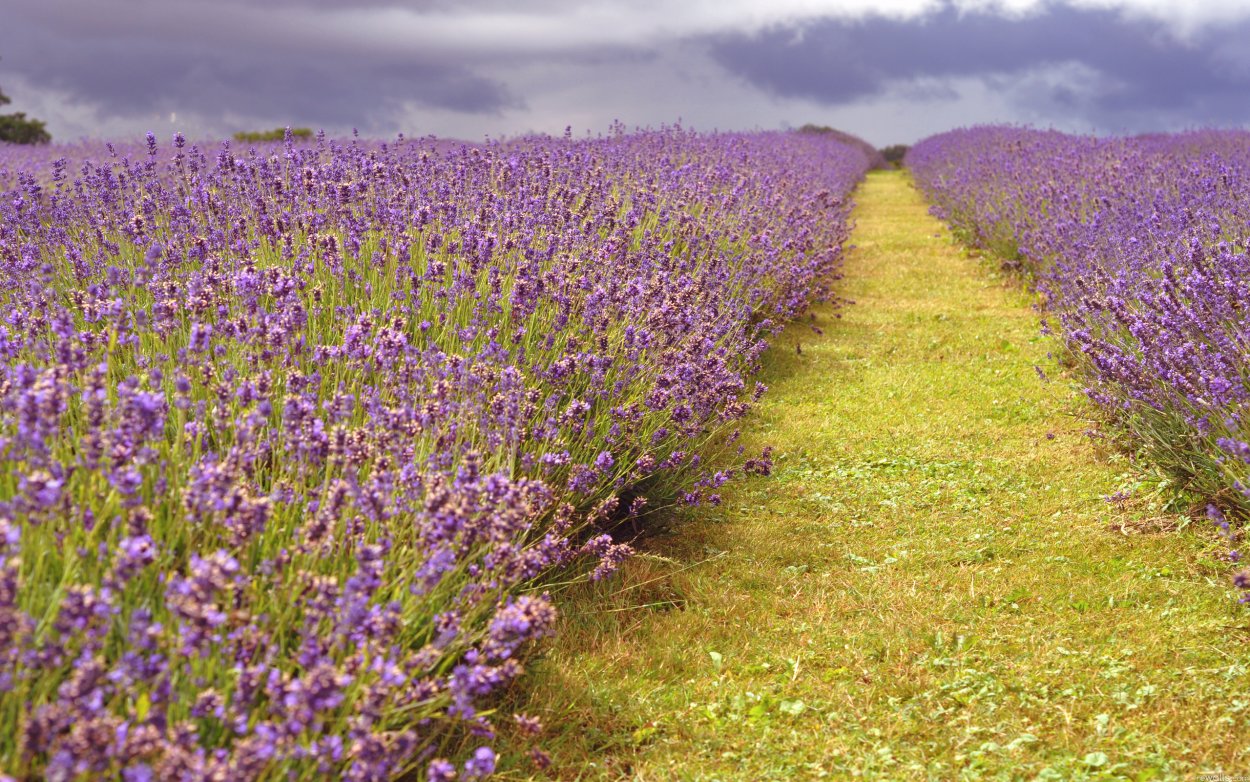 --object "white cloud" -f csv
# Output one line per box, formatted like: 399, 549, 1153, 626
1066, 0, 1250, 32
